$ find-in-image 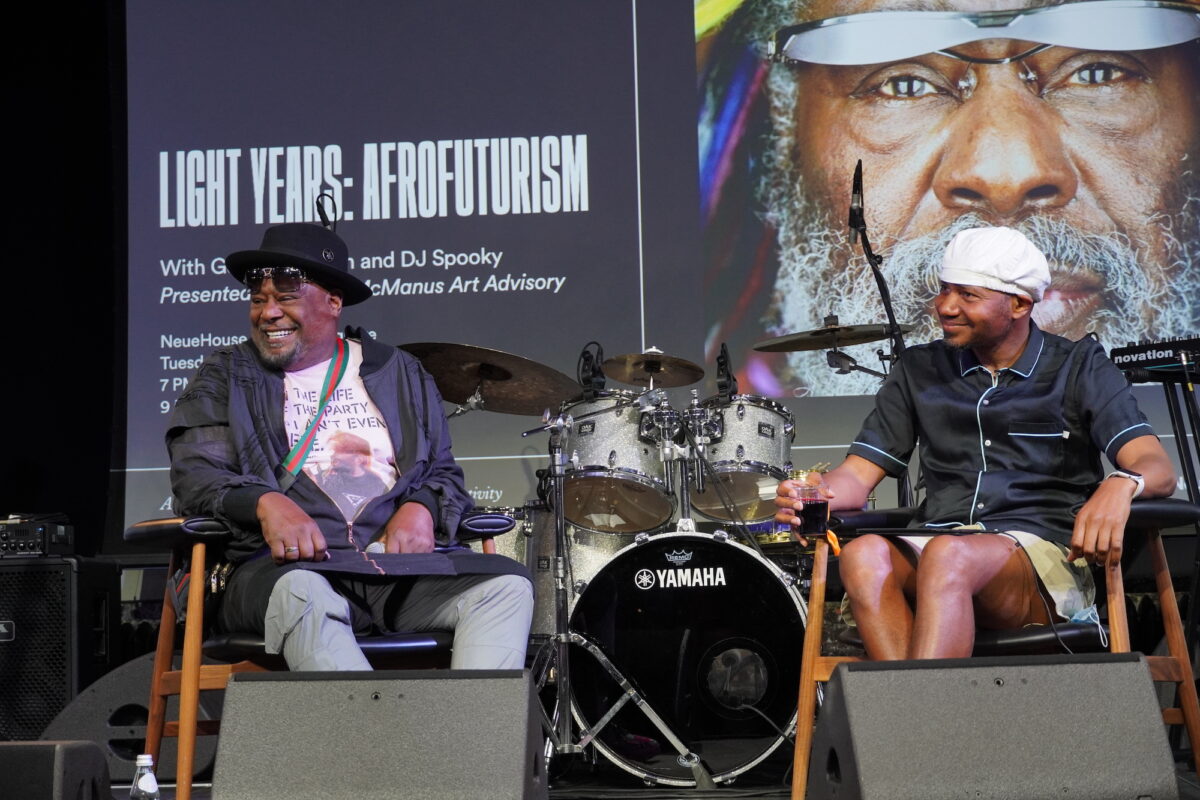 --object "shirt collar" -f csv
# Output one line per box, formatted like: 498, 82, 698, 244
958, 321, 1045, 378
